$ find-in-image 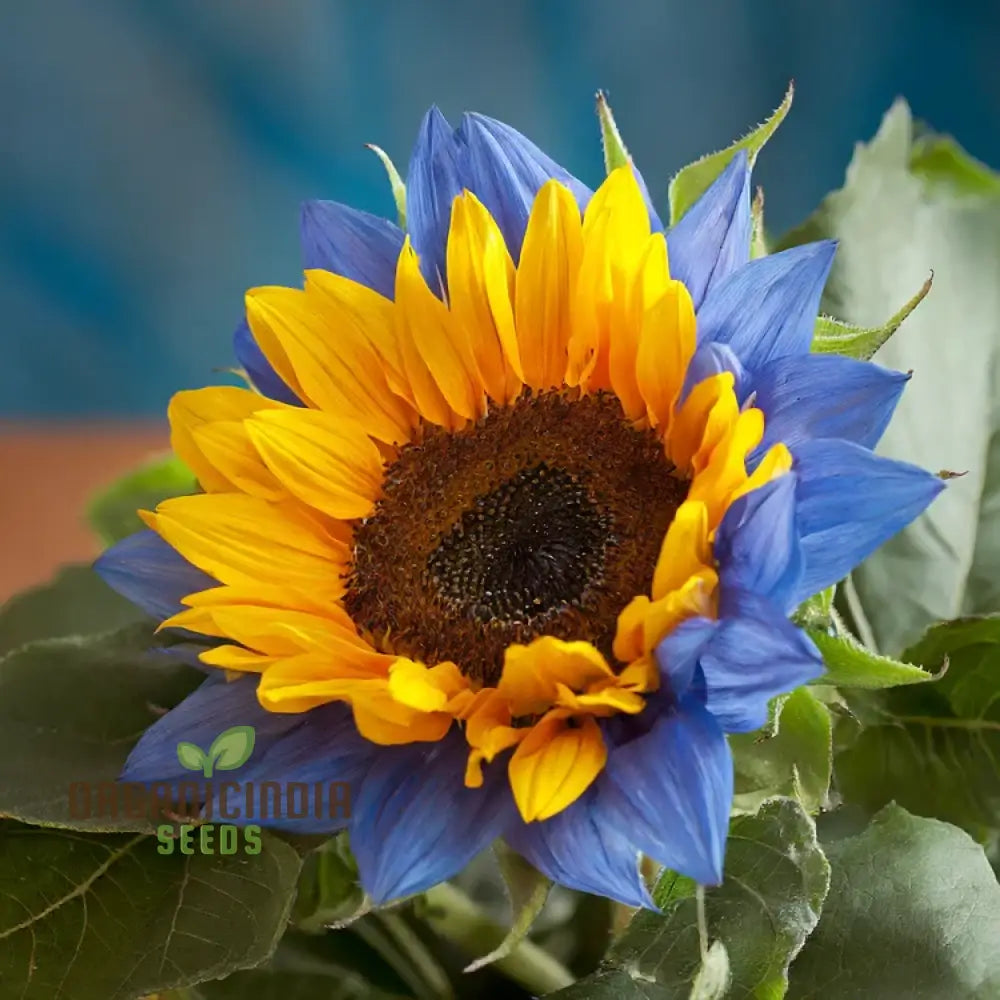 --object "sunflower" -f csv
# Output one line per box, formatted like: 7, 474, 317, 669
97, 107, 942, 907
